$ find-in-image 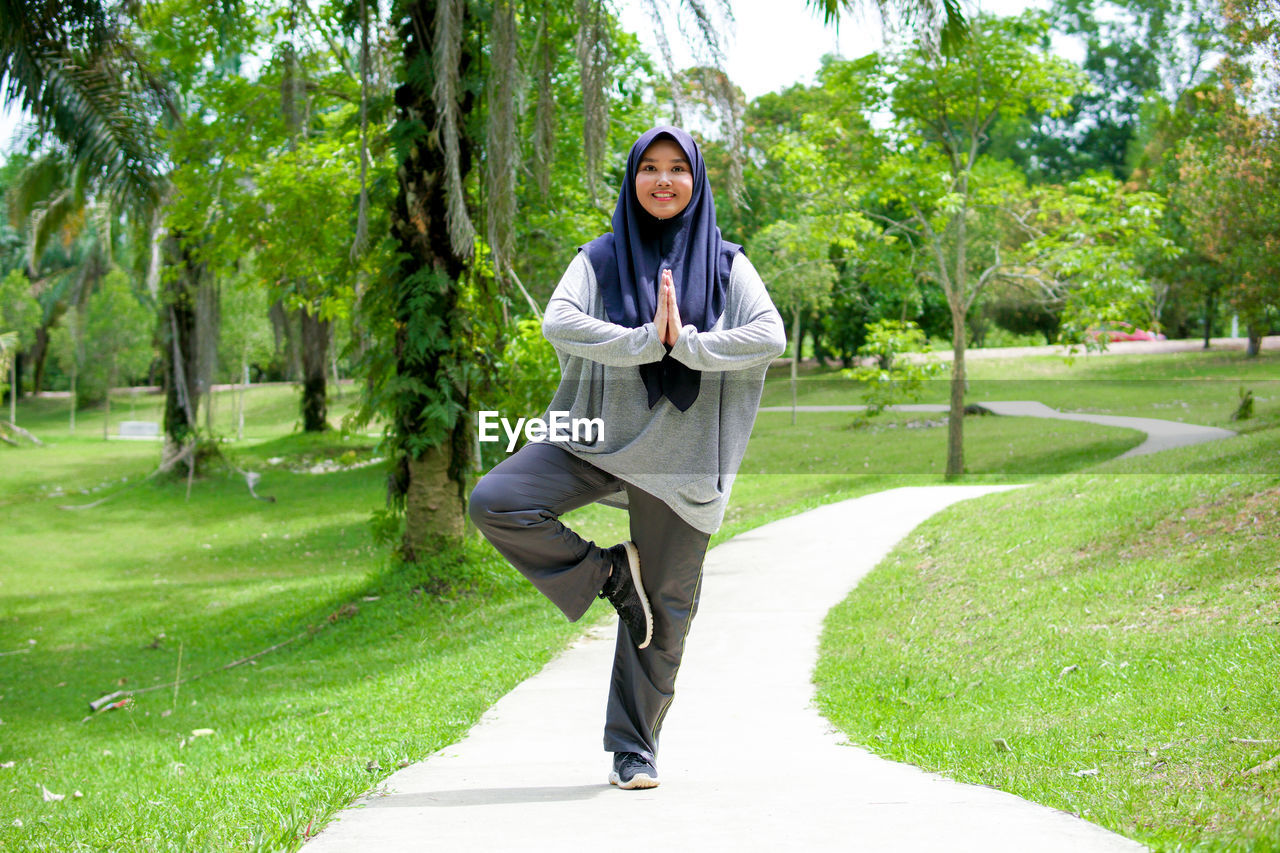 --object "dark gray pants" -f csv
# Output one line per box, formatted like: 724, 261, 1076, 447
468, 442, 711, 763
